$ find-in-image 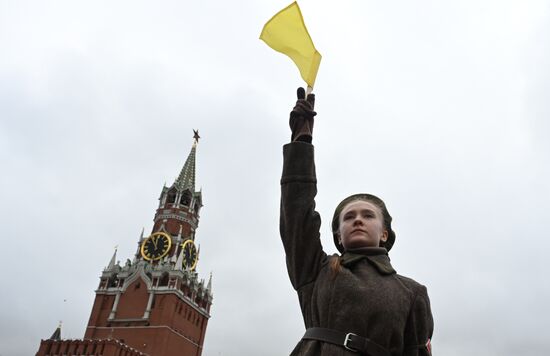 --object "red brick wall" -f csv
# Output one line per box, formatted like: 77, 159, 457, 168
148, 293, 207, 344
36, 338, 147, 356
116, 278, 149, 319
82, 326, 202, 356
85, 294, 115, 336
152, 218, 194, 237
